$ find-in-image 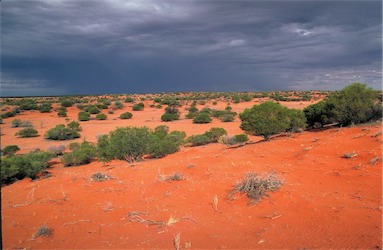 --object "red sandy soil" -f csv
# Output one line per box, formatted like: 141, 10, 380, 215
1, 98, 382, 249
